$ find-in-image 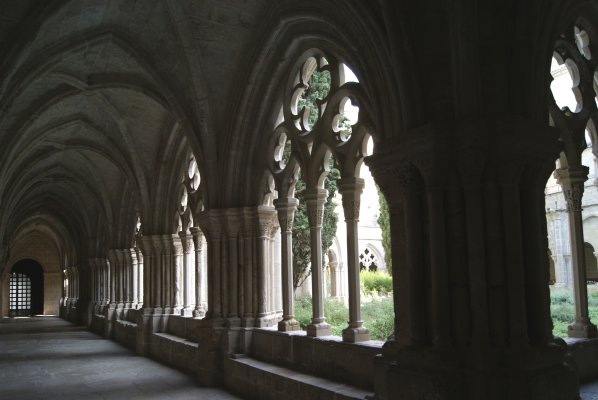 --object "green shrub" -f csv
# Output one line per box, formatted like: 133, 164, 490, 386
325, 298, 349, 336
551, 290, 573, 305
294, 296, 349, 336
361, 270, 393, 295
361, 296, 394, 340
294, 295, 313, 329
549, 286, 598, 337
